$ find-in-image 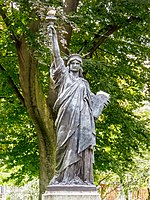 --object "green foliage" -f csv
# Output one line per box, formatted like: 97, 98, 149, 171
83, 59, 149, 175
94, 151, 150, 199
0, 96, 39, 185
70, 0, 150, 53
120, 152, 150, 191
5, 179, 39, 200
